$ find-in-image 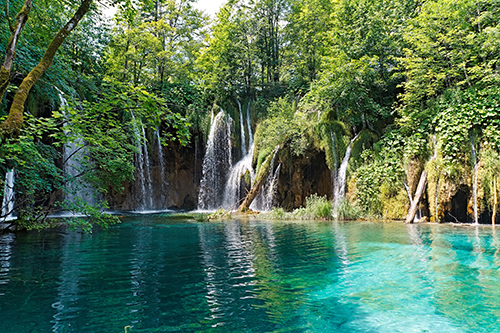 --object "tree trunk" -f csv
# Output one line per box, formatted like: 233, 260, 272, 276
0, 0, 33, 100
0, 0, 93, 136
239, 149, 277, 212
406, 170, 427, 223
